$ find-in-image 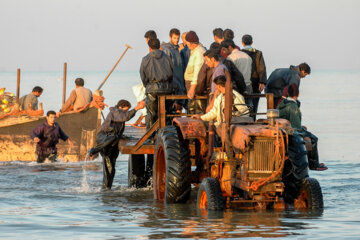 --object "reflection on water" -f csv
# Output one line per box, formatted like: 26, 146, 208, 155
1, 71, 360, 239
